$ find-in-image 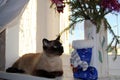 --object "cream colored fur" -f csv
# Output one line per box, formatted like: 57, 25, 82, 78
12, 52, 63, 75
